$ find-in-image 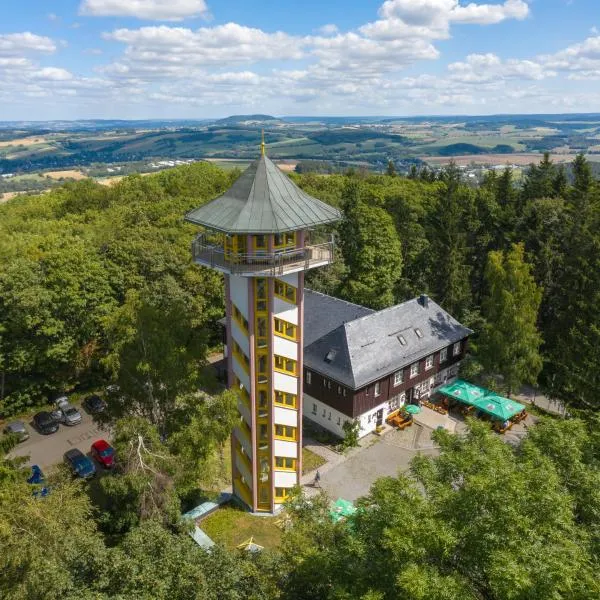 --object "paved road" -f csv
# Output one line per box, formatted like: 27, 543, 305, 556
9, 409, 111, 470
